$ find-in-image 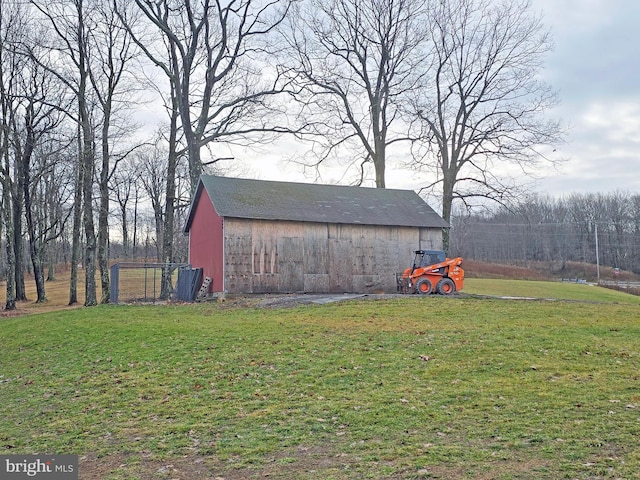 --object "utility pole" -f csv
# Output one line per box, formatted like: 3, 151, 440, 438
594, 223, 600, 283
